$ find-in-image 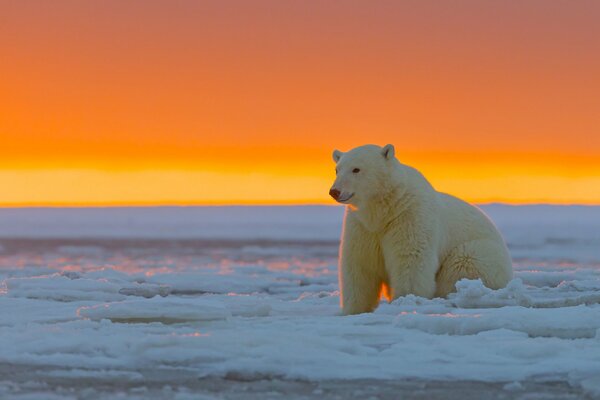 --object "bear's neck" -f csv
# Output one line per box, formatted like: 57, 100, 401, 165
352, 165, 431, 233
353, 188, 413, 232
